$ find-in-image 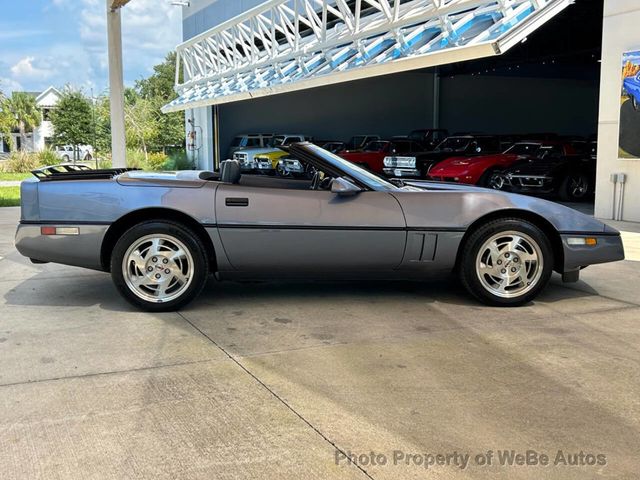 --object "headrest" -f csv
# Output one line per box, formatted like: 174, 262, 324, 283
220, 160, 241, 184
